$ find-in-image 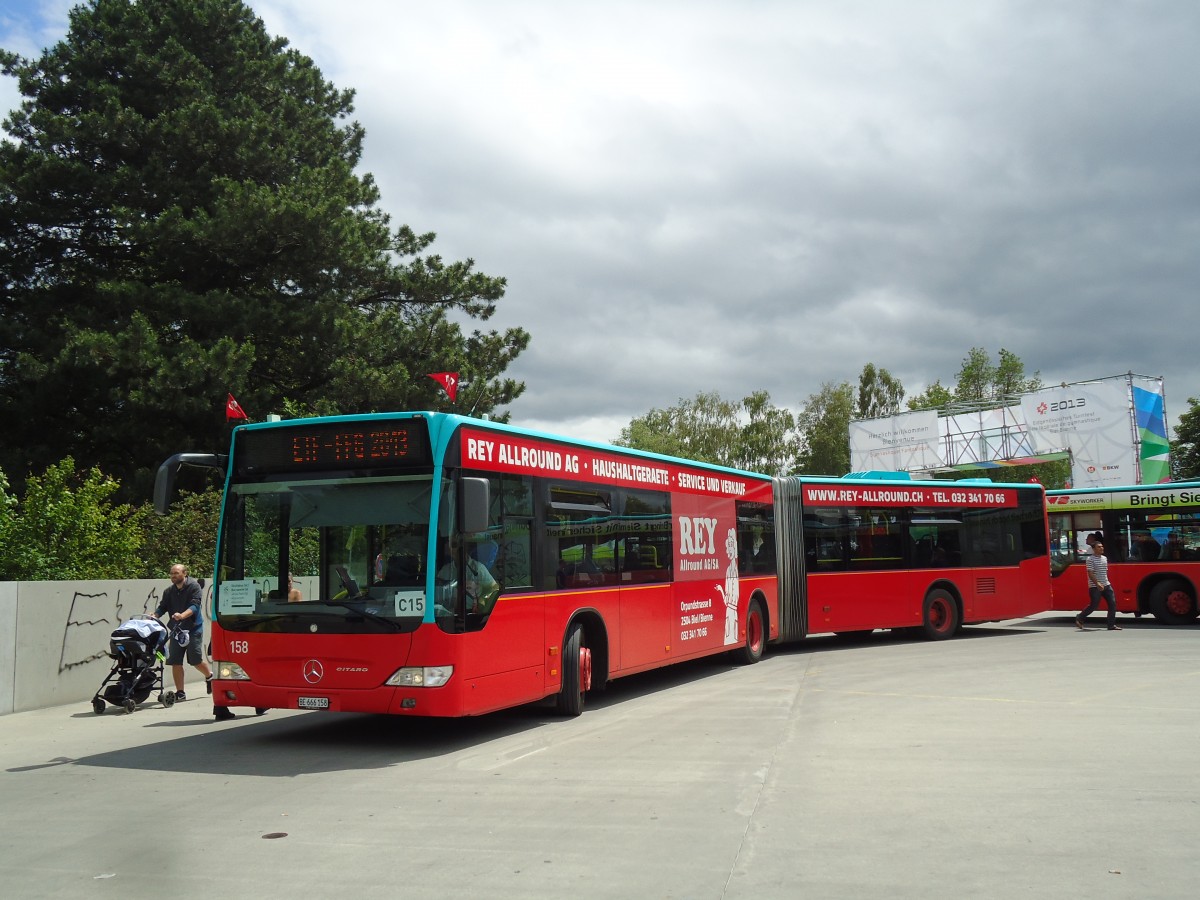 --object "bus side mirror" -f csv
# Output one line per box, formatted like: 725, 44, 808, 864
153, 453, 227, 514
459, 477, 490, 535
